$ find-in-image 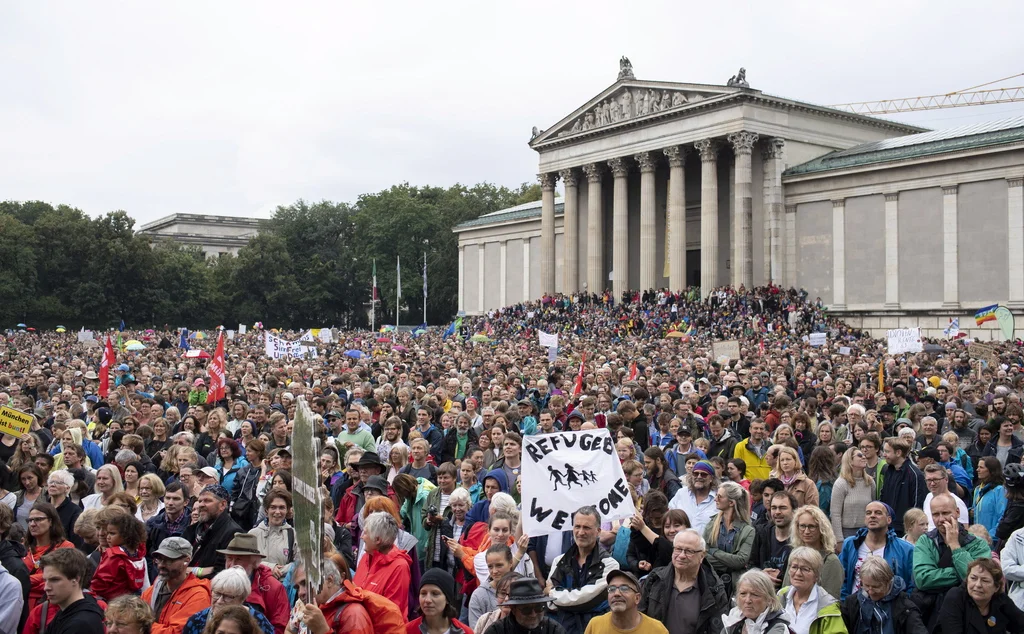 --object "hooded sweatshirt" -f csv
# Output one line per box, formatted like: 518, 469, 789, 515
353, 545, 414, 618
45, 595, 105, 634
466, 469, 509, 524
